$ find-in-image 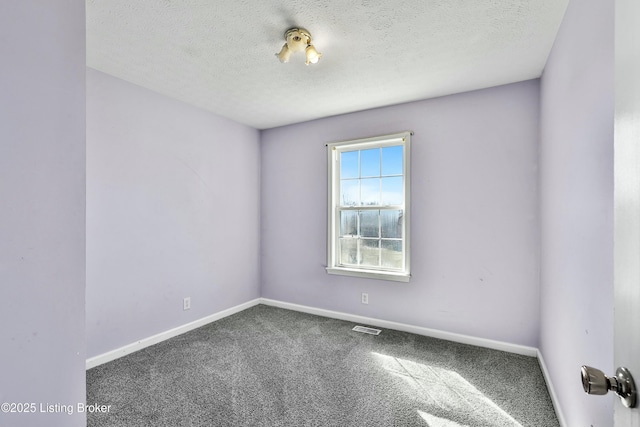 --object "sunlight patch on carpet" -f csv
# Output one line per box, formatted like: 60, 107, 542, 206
372, 352, 523, 427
